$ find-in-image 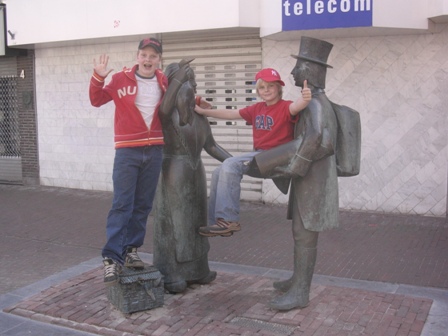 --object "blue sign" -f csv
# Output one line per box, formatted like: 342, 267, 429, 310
282, 0, 373, 31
